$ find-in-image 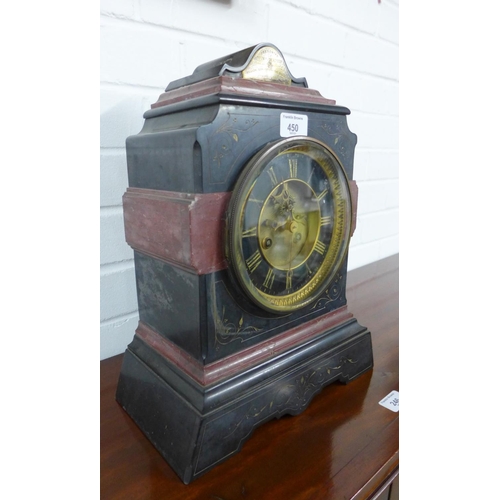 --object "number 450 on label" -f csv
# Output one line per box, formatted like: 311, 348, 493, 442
280, 112, 308, 138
